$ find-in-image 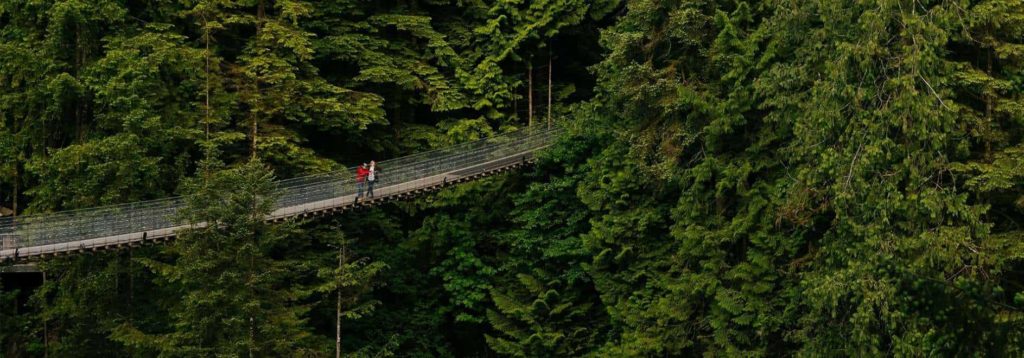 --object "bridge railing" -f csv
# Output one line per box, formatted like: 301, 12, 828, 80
0, 126, 562, 252
273, 126, 561, 209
